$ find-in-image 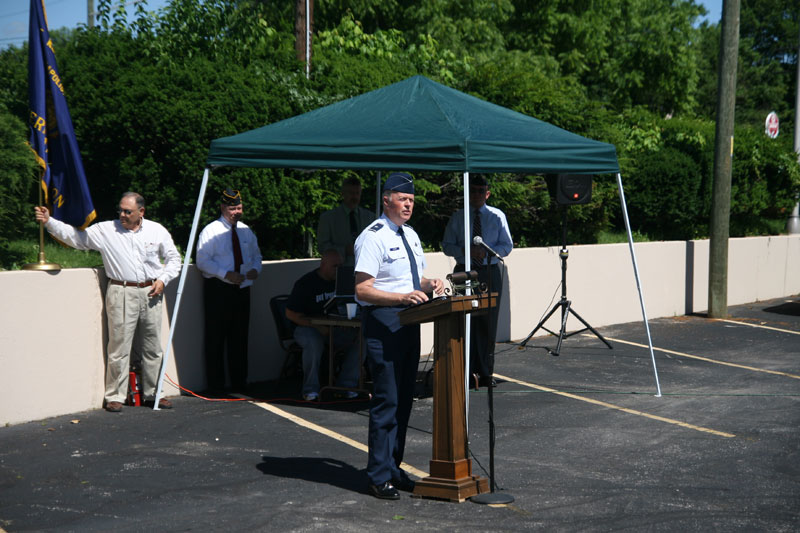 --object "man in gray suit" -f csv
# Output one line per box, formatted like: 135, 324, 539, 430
317, 177, 375, 266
